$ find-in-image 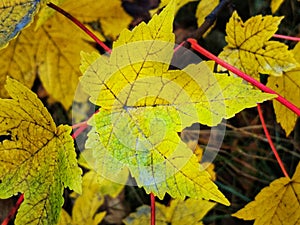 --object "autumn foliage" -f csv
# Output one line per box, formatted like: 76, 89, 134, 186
0, 0, 299, 225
